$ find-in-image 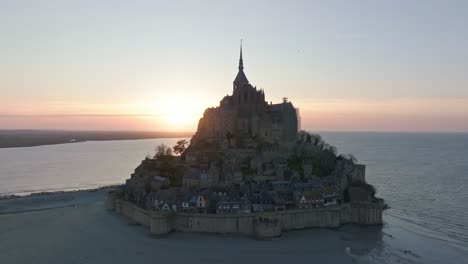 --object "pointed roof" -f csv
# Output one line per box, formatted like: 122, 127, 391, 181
234, 41, 249, 85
